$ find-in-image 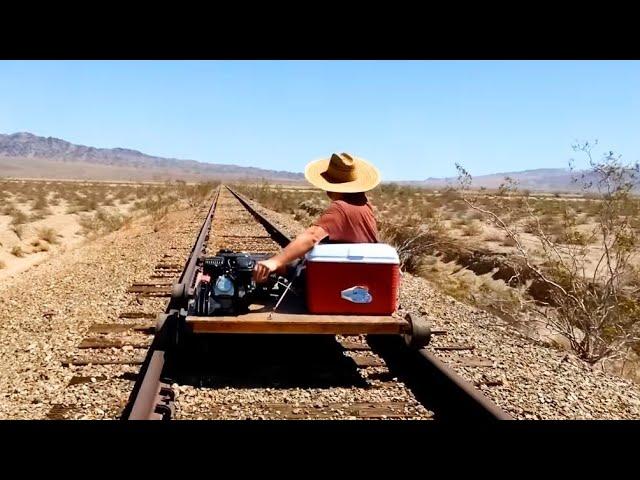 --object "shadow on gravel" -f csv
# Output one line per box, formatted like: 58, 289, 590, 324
367, 335, 505, 421
167, 334, 369, 389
